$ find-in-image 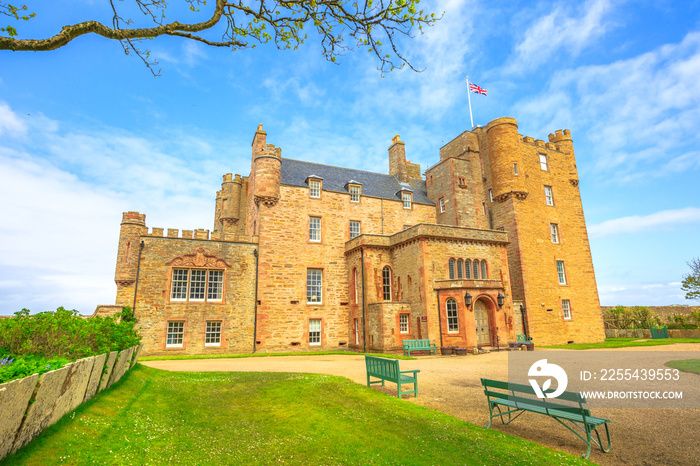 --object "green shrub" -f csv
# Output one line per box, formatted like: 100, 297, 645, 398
667, 323, 699, 330
0, 352, 70, 384
0, 307, 140, 383
604, 306, 661, 329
